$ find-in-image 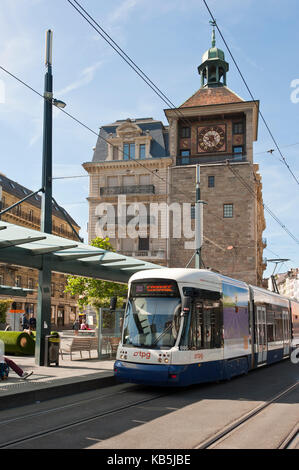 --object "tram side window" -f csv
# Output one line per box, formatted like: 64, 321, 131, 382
266, 310, 275, 342
188, 299, 222, 350
274, 310, 283, 341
